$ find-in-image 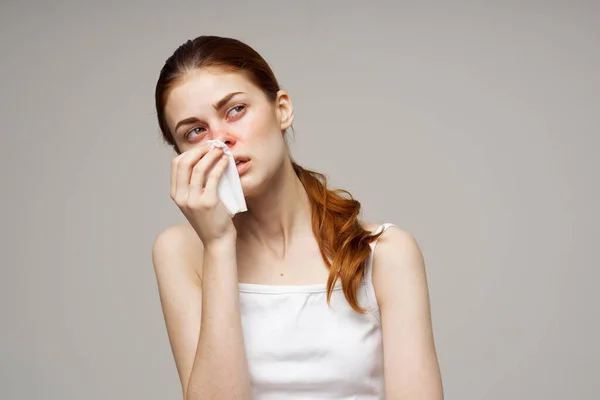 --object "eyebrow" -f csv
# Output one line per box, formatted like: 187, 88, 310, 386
174, 91, 244, 133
